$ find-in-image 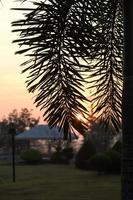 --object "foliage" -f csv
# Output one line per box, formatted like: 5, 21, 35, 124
88, 152, 111, 174
20, 148, 42, 164
75, 137, 96, 169
112, 140, 122, 153
2, 108, 39, 133
0, 120, 9, 148
50, 151, 67, 164
62, 147, 74, 160
12, 0, 123, 137
50, 147, 74, 164
105, 150, 121, 173
88, 150, 121, 174
88, 120, 114, 152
